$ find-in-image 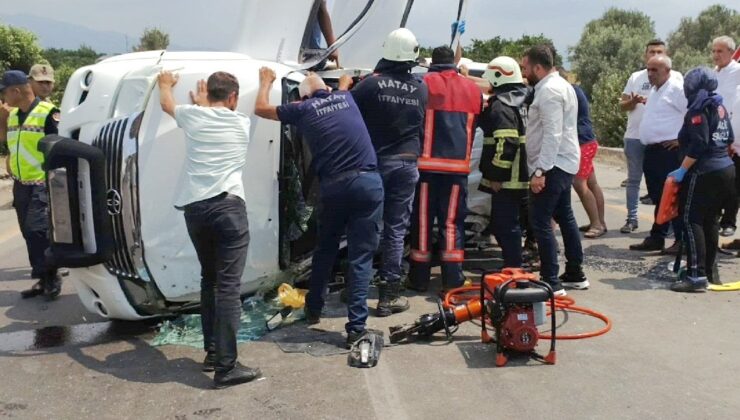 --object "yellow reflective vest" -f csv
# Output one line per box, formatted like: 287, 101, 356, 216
6, 101, 55, 182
